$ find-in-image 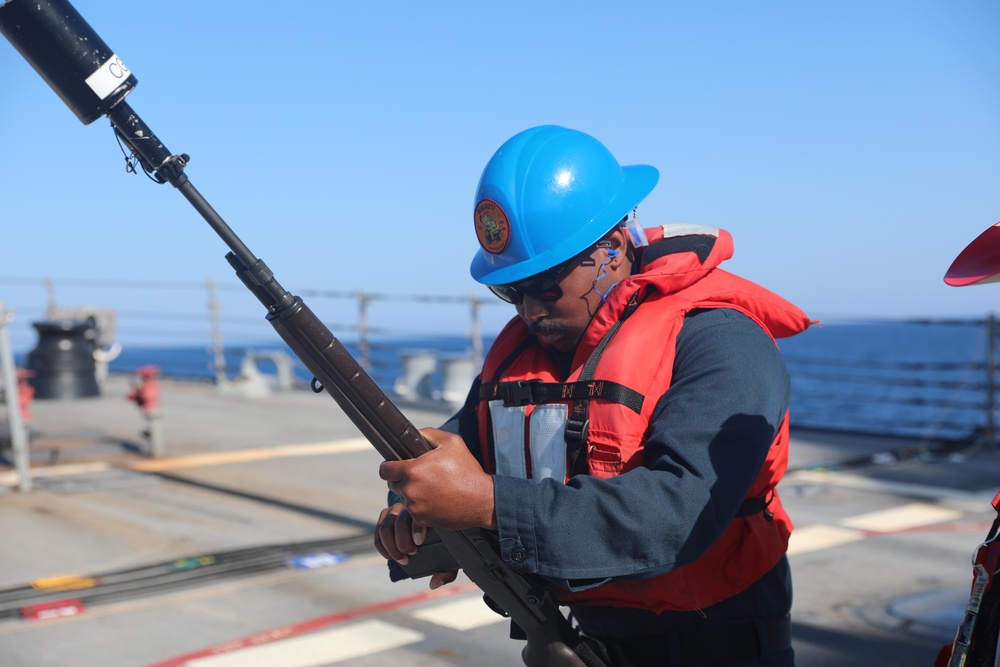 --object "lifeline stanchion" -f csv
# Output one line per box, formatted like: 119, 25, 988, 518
0, 302, 31, 491
984, 314, 997, 448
